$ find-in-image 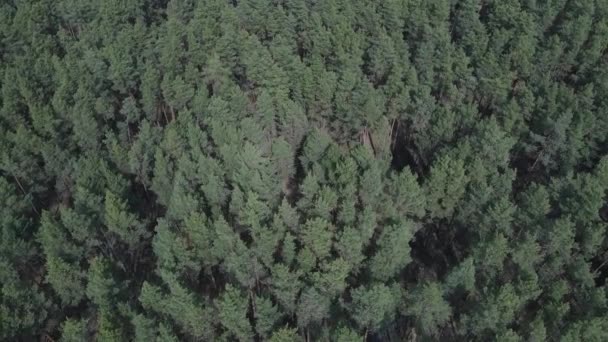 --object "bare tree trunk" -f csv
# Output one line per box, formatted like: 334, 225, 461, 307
12, 173, 39, 215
